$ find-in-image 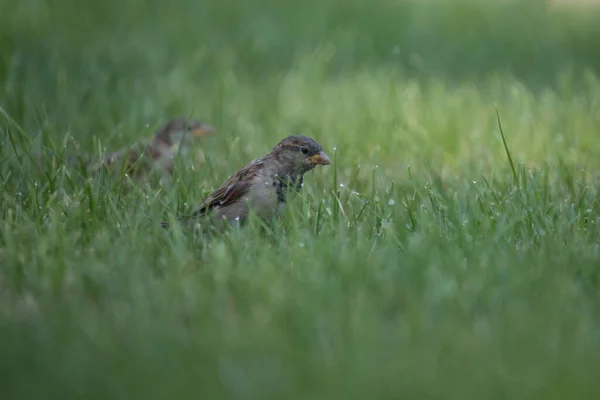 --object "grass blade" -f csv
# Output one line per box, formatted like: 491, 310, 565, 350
495, 104, 518, 188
